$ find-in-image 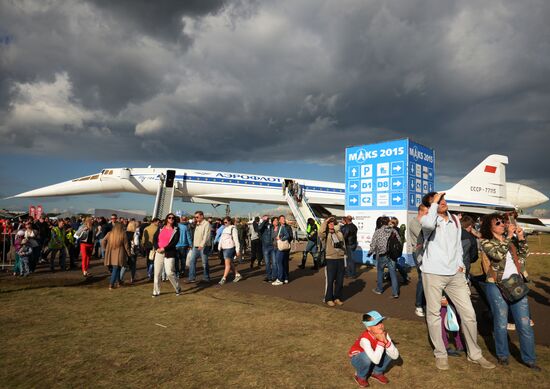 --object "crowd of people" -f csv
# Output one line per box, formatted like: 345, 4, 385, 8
2, 192, 542, 385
